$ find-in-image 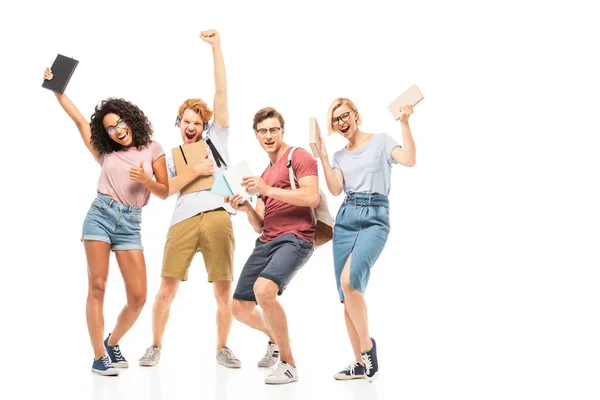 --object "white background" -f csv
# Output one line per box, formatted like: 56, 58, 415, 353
1, 0, 599, 399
